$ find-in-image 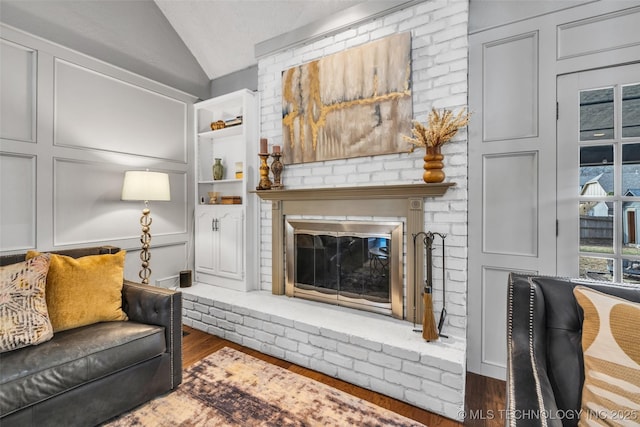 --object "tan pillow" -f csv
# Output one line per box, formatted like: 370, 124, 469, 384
573, 286, 640, 426
0, 254, 53, 352
26, 250, 128, 332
